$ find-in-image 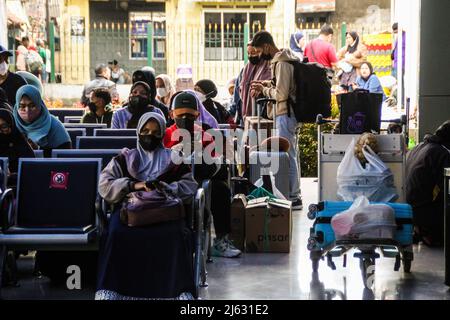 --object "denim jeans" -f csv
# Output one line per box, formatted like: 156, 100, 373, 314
276, 113, 301, 200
